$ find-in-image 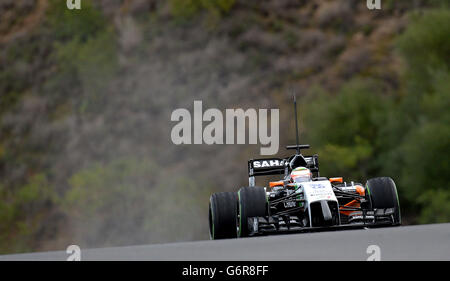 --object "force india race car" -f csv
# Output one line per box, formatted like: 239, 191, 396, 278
208, 145, 402, 239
